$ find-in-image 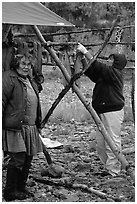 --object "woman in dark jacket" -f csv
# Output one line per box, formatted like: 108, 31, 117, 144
77, 43, 127, 177
2, 53, 43, 201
